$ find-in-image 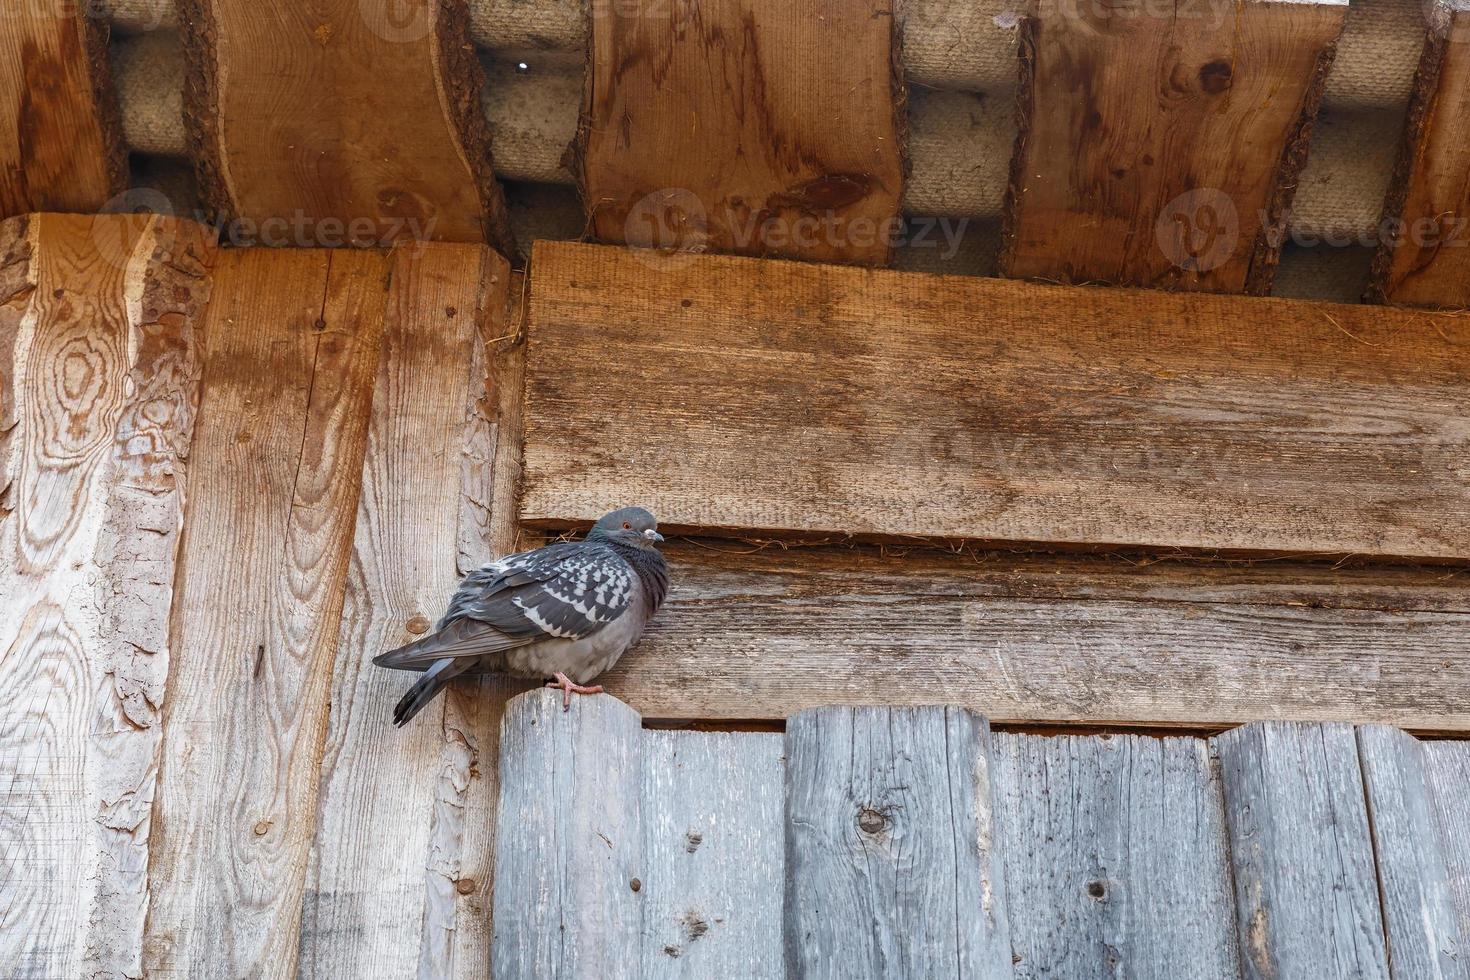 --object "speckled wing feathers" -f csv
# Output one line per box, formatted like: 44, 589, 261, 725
374, 542, 635, 670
